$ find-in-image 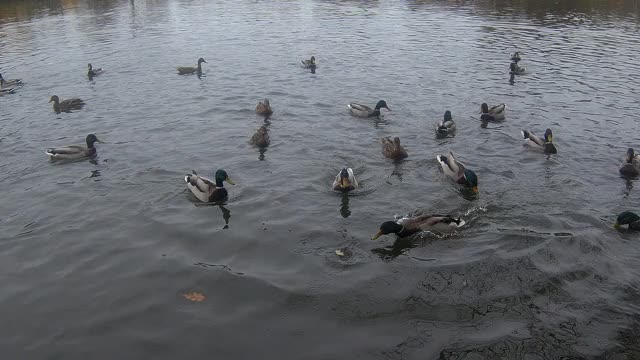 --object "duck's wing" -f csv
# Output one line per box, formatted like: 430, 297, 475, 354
46, 145, 86, 155
177, 66, 196, 74
489, 104, 506, 115
448, 151, 465, 175
60, 98, 84, 107
185, 171, 215, 202
347, 103, 373, 117
521, 129, 544, 147
347, 168, 358, 188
